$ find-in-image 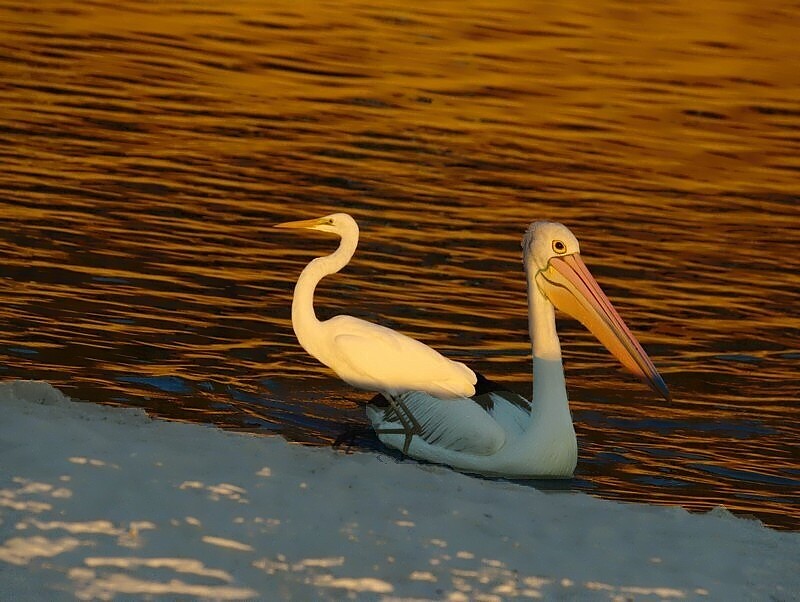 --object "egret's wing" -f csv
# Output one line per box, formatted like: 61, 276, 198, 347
330, 317, 475, 397
370, 391, 506, 456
